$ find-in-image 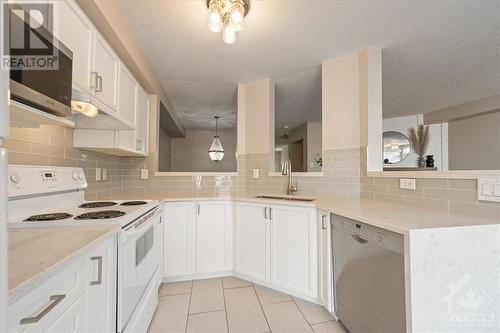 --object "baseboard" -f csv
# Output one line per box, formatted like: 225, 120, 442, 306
162, 270, 233, 283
